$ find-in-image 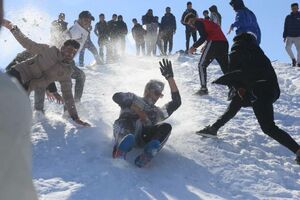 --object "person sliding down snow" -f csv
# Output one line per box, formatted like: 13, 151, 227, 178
112, 59, 181, 167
